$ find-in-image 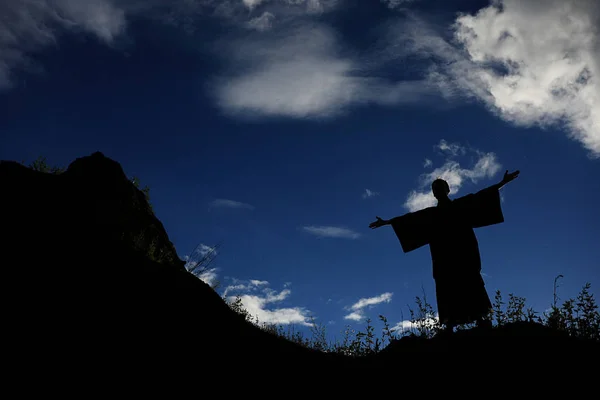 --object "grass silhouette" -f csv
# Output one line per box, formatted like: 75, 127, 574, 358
225, 276, 599, 357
